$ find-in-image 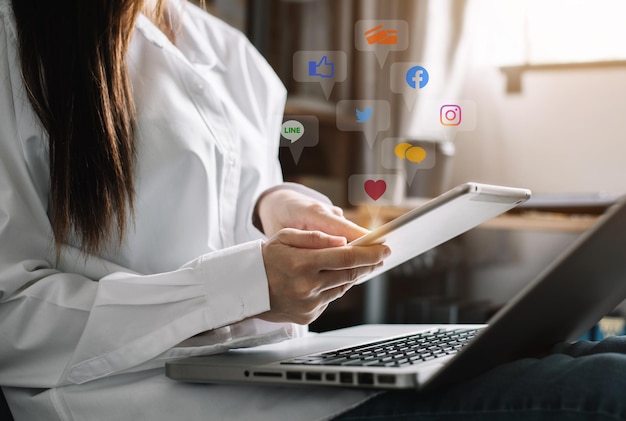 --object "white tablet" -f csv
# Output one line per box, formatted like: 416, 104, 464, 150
351, 182, 531, 284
